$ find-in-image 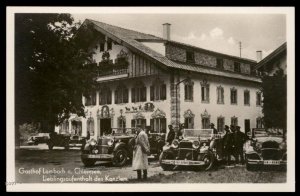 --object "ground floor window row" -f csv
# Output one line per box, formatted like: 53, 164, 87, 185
59, 116, 264, 136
